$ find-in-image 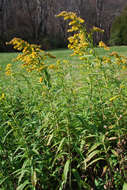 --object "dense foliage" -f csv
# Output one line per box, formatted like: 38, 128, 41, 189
109, 5, 127, 45
0, 11, 127, 190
